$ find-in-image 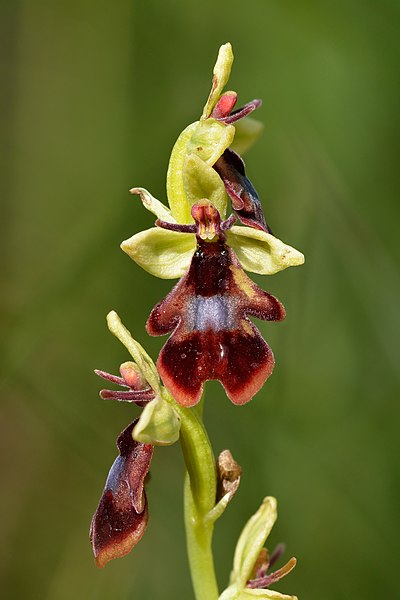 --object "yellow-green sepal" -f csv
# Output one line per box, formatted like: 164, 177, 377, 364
227, 227, 305, 275
232, 497, 278, 588
121, 227, 195, 279
106, 311, 160, 393
167, 119, 234, 223
202, 42, 234, 119
220, 587, 297, 600
183, 153, 228, 219
132, 395, 181, 446
186, 119, 235, 167
167, 122, 199, 223
231, 117, 264, 156
130, 187, 176, 222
